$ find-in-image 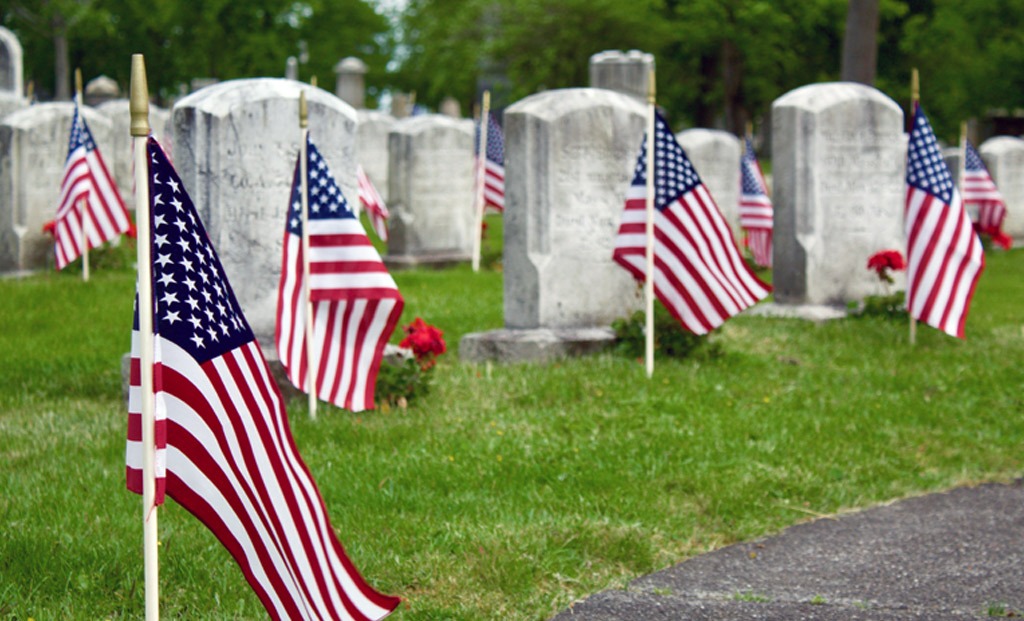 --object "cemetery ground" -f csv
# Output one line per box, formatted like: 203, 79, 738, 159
1, 227, 1022, 620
